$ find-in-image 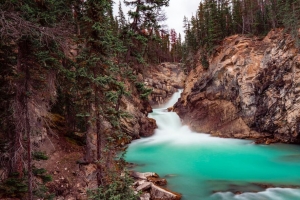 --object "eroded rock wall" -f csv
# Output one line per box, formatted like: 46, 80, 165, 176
174, 29, 300, 143
144, 63, 186, 106
120, 62, 185, 138
120, 90, 156, 138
